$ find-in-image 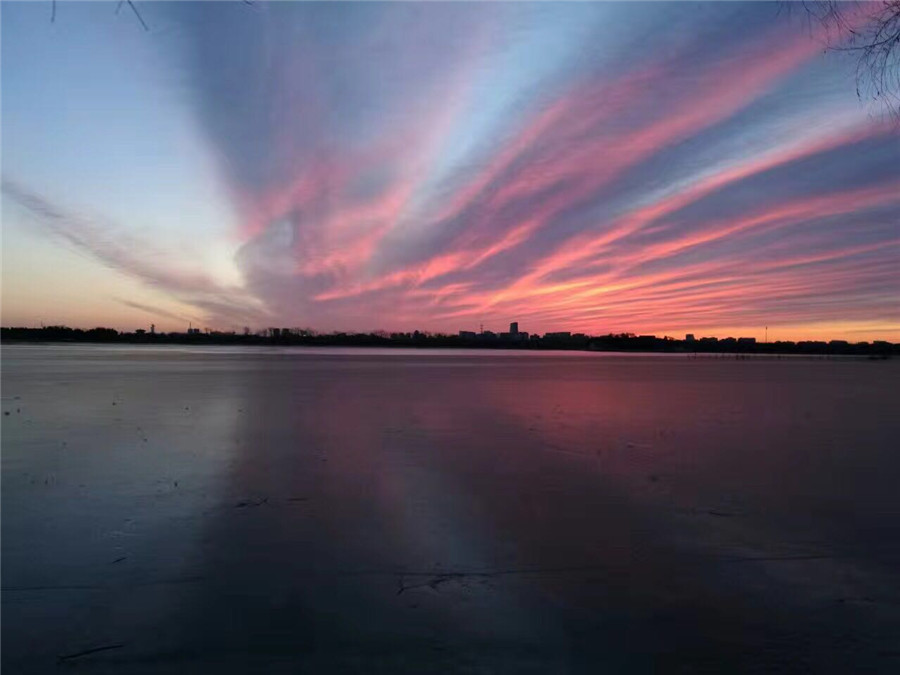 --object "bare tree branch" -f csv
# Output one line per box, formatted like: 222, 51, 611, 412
126, 0, 149, 32
787, 1, 900, 115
